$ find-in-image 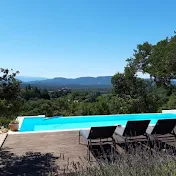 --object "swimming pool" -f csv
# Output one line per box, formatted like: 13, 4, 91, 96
19, 113, 176, 133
